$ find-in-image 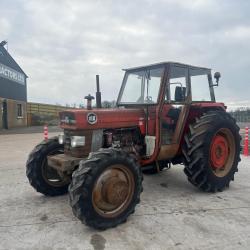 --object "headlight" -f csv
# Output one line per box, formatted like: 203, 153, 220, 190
71, 136, 85, 147
58, 134, 64, 144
